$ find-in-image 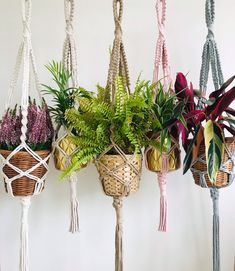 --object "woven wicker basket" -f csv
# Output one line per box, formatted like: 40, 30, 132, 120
145, 142, 181, 173
0, 149, 50, 196
191, 137, 235, 188
54, 135, 77, 171
96, 154, 142, 197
